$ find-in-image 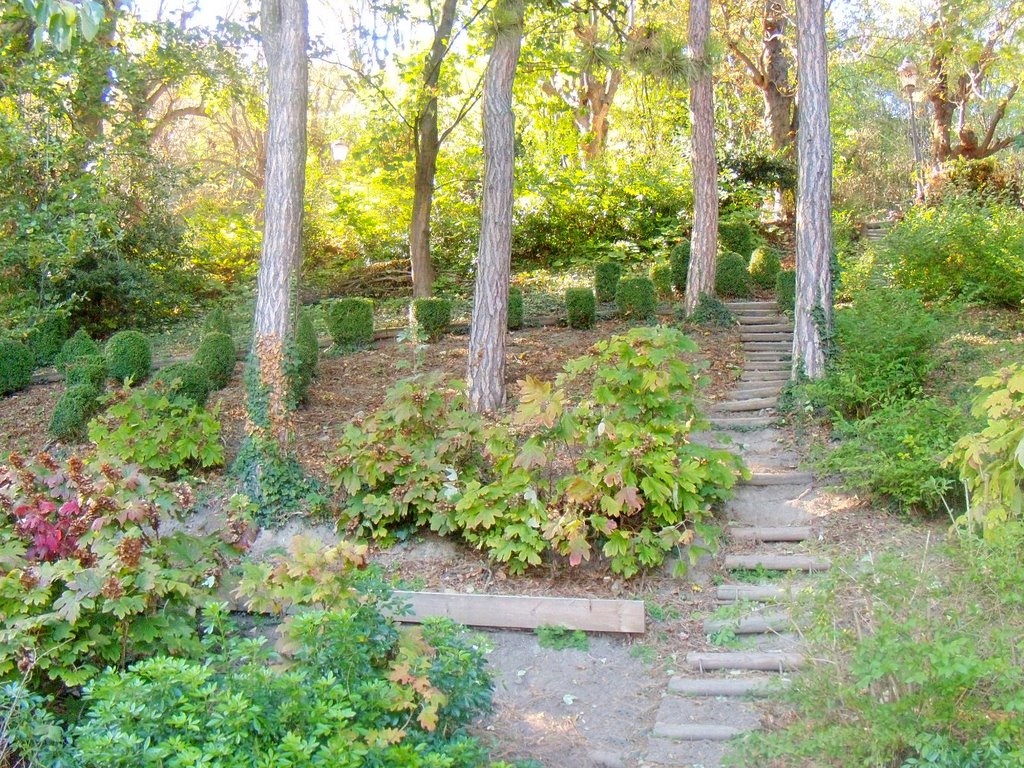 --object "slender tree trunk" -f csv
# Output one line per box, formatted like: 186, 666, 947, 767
249, 0, 308, 444
409, 0, 459, 298
792, 0, 832, 379
684, 0, 718, 316
467, 0, 525, 414
763, 0, 795, 154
